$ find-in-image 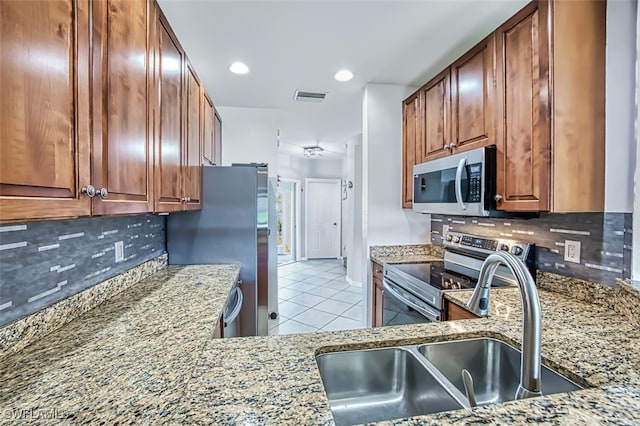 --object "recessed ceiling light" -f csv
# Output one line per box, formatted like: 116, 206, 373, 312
229, 62, 249, 75
334, 69, 353, 82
